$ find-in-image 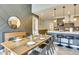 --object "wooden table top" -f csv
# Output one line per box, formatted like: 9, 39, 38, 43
1, 35, 51, 55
